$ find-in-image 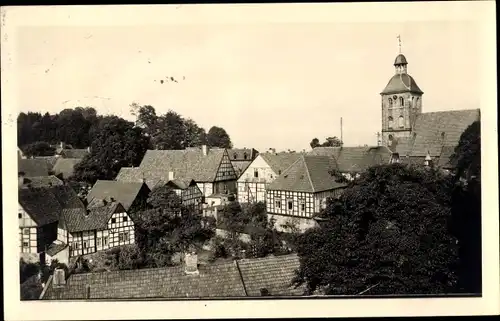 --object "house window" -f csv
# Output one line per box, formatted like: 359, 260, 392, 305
83, 241, 88, 249
124, 232, 130, 242
388, 116, 394, 128
399, 97, 404, 106
111, 218, 116, 224
275, 199, 281, 209
270, 174, 273, 179
233, 153, 237, 160
123, 216, 128, 222
287, 200, 293, 210
96, 238, 101, 247
74, 242, 79, 249
22, 241, 29, 248
254, 169, 259, 178
18, 213, 22, 219
103, 237, 108, 246
23, 228, 30, 235
300, 200, 306, 212
398, 116, 404, 128
243, 153, 248, 160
